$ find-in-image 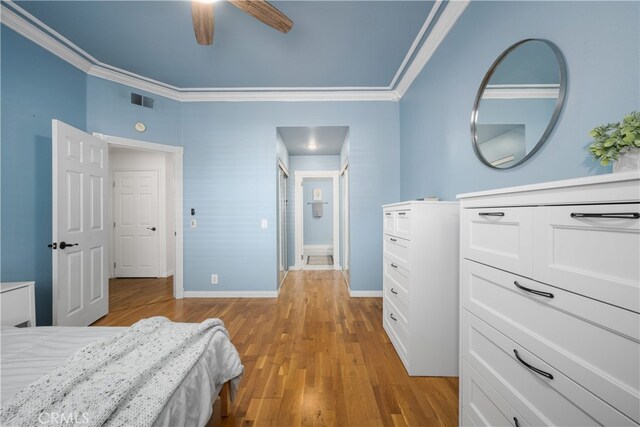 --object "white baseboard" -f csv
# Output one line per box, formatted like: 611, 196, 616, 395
183, 291, 278, 298
161, 270, 174, 278
349, 290, 383, 298
304, 245, 333, 256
